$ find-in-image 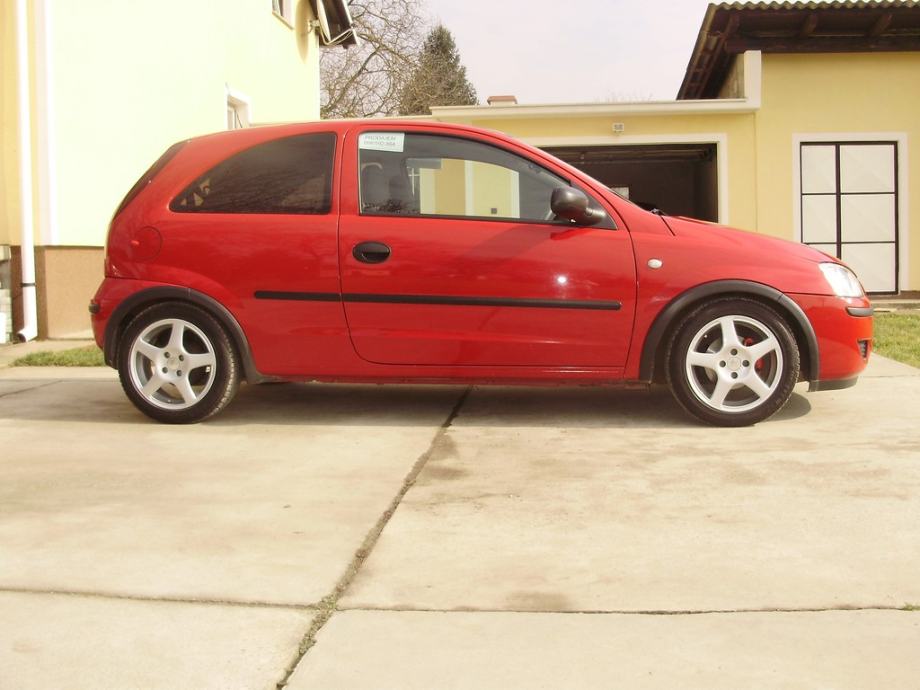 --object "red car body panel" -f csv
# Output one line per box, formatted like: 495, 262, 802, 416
92, 119, 872, 388
338, 122, 637, 368
787, 293, 873, 380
